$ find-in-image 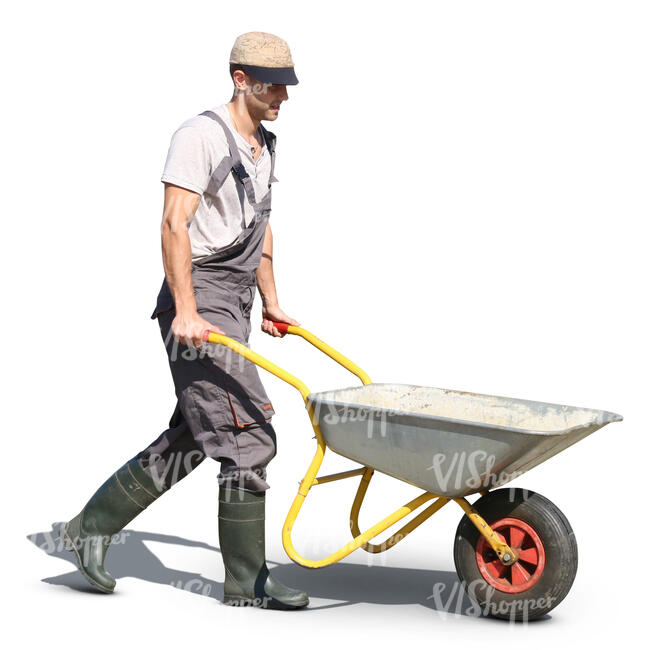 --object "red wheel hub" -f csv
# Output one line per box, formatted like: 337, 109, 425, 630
475, 517, 546, 593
